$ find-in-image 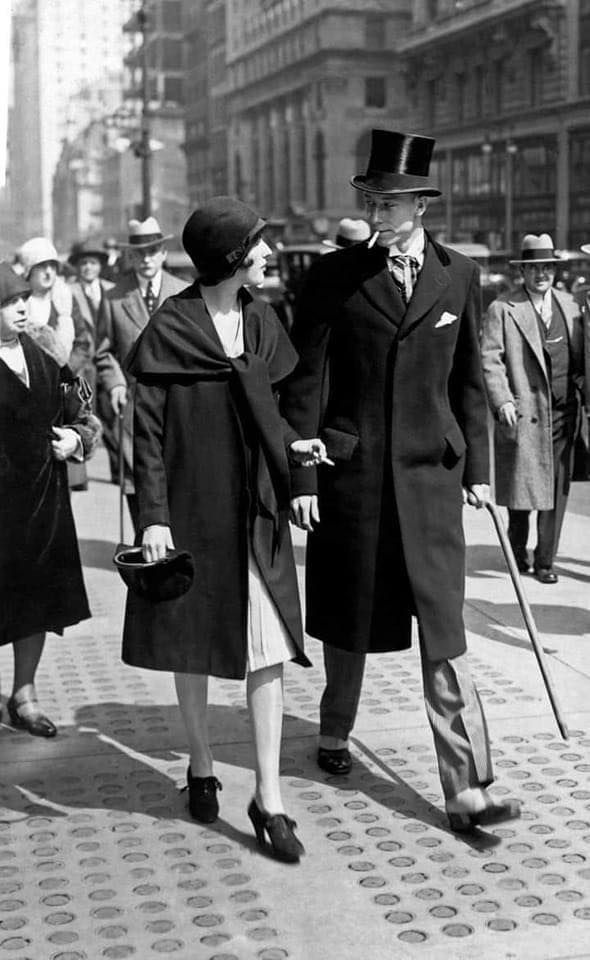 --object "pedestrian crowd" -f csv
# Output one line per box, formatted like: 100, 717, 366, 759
2, 125, 590, 865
